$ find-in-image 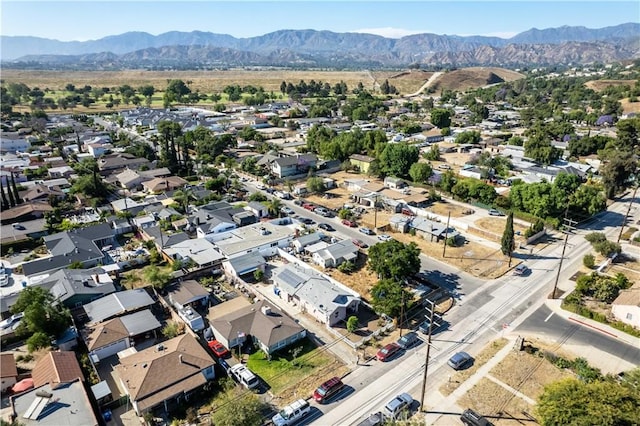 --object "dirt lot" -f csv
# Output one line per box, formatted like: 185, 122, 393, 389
319, 254, 378, 302
427, 201, 474, 218
472, 217, 529, 245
